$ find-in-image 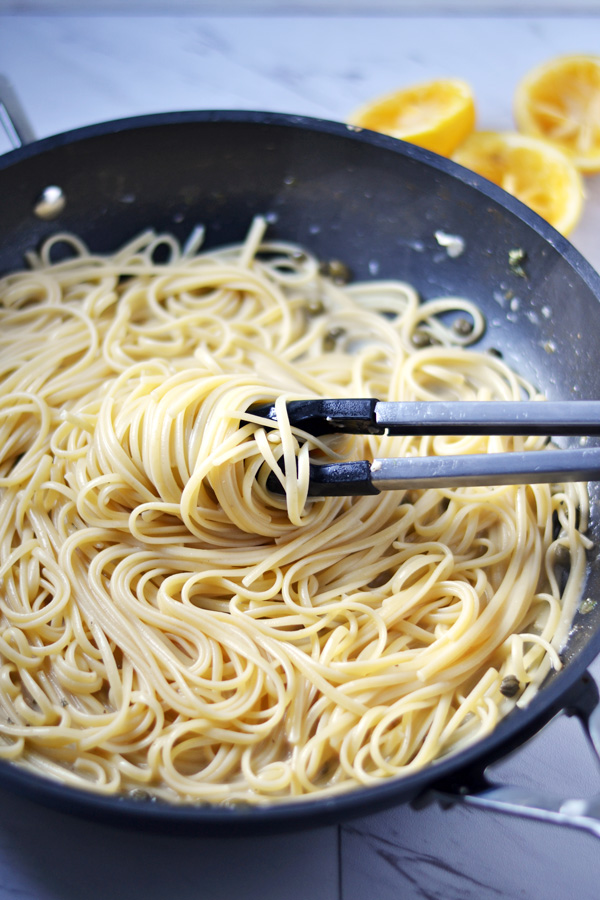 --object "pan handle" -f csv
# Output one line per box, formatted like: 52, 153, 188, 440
419, 671, 600, 839
0, 75, 35, 149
